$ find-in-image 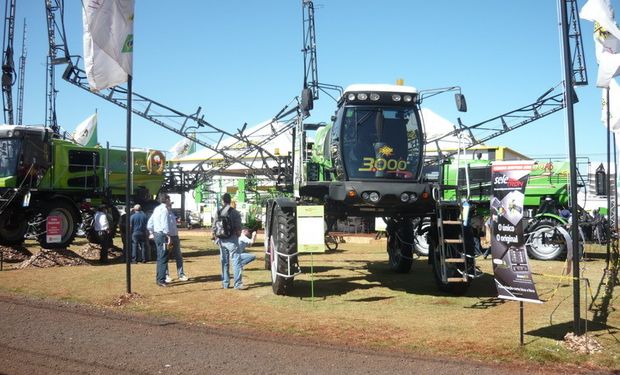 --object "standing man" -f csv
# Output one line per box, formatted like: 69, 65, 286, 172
213, 193, 244, 290
148, 194, 171, 287
130, 204, 148, 263
94, 205, 111, 264
165, 199, 188, 282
